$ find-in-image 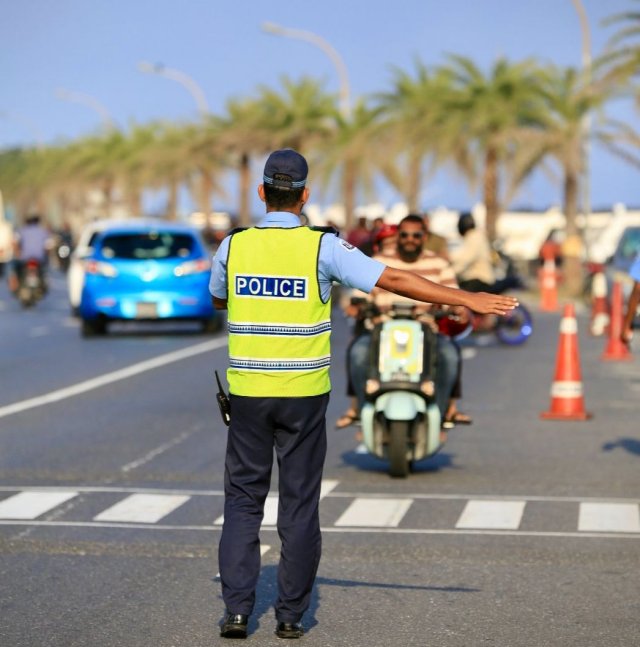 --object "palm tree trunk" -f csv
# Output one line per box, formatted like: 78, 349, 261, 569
483, 147, 499, 241
407, 153, 421, 212
238, 153, 251, 227
562, 169, 583, 297
197, 167, 214, 215
166, 178, 178, 220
